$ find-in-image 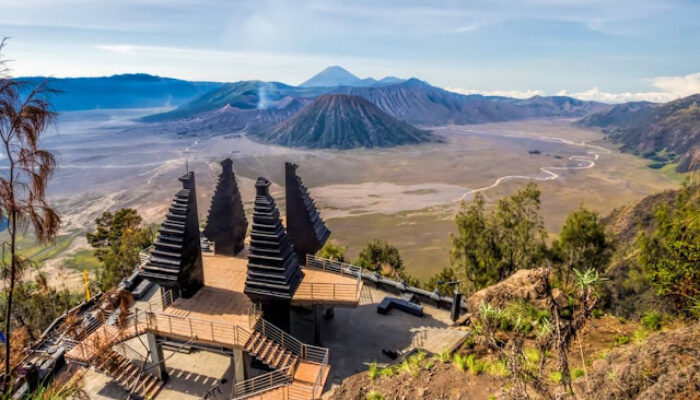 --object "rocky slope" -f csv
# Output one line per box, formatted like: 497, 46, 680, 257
579, 94, 700, 172
574, 323, 700, 399
252, 94, 436, 149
